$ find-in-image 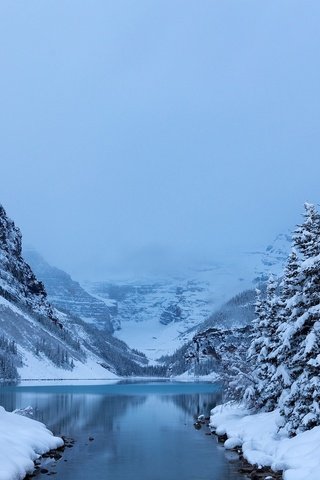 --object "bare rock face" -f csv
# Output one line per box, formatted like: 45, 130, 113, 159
0, 205, 56, 321
186, 324, 252, 367
160, 302, 183, 325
